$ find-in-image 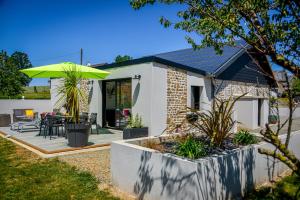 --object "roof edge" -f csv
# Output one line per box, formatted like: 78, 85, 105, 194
213, 44, 249, 76
95, 56, 207, 76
